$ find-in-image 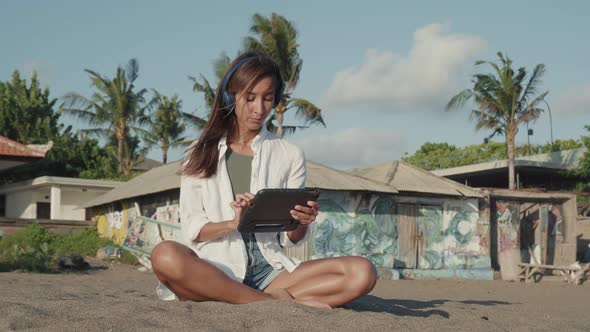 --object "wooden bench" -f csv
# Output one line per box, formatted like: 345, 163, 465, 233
518, 263, 589, 284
